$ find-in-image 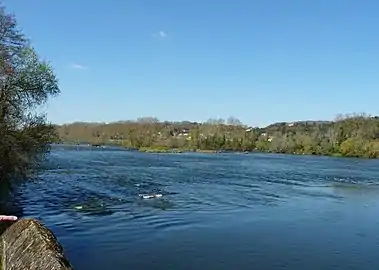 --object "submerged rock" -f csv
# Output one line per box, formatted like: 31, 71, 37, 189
72, 201, 114, 216
1, 218, 73, 270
